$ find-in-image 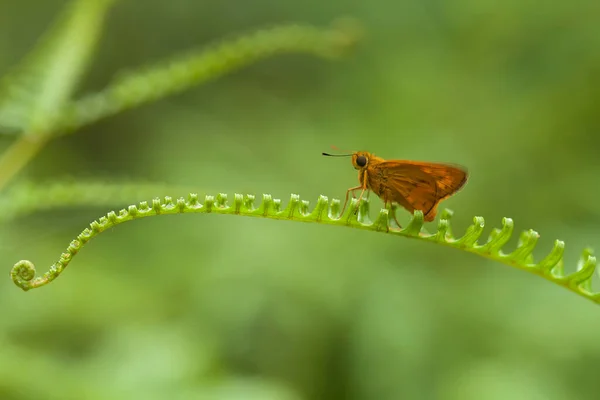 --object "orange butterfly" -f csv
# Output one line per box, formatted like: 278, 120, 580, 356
323, 150, 468, 226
